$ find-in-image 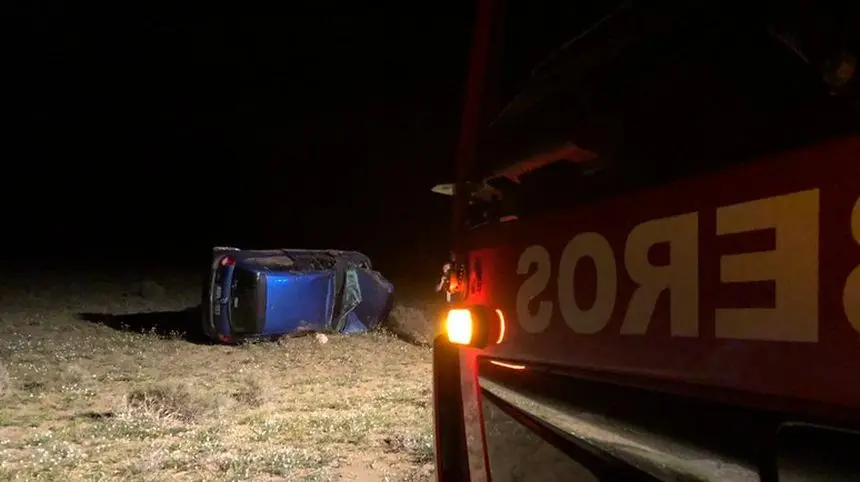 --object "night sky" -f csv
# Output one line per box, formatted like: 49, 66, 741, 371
8, 3, 474, 273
